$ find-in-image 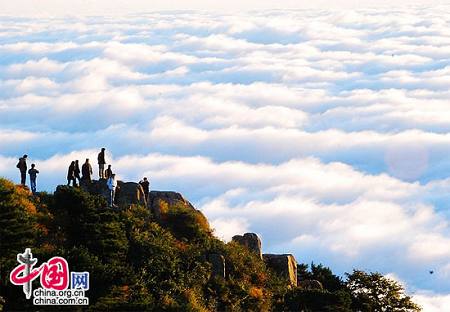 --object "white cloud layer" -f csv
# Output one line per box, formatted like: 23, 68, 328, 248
2, 7, 450, 308
2, 1, 450, 17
